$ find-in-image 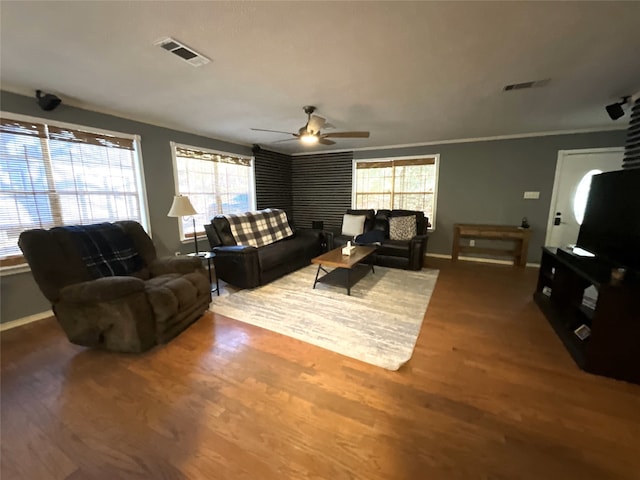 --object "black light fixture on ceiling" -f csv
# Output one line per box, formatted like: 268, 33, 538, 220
606, 96, 630, 121
35, 90, 62, 111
